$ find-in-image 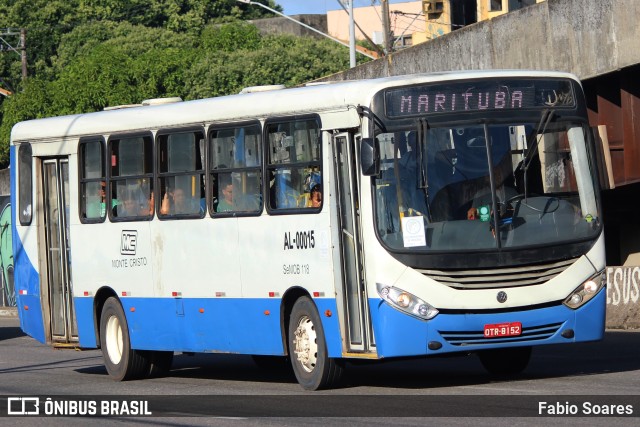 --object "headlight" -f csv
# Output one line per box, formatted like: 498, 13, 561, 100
377, 283, 439, 320
563, 270, 605, 309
